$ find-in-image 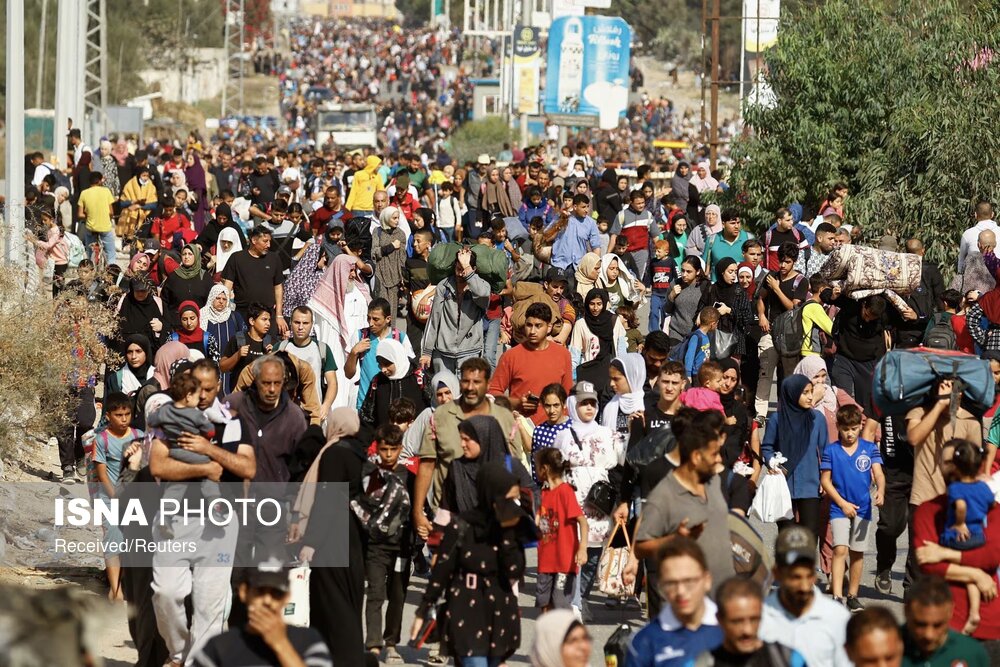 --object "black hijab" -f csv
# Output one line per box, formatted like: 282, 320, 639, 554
448, 415, 511, 514
123, 334, 153, 380
118, 283, 163, 341
584, 288, 616, 359
462, 462, 521, 540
